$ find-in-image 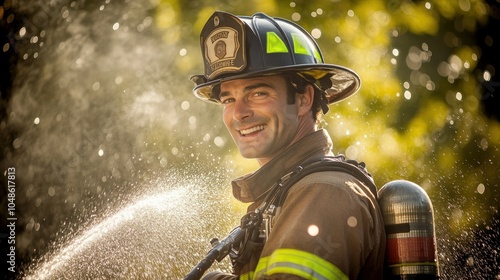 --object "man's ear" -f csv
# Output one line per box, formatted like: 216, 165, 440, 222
296, 84, 314, 116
